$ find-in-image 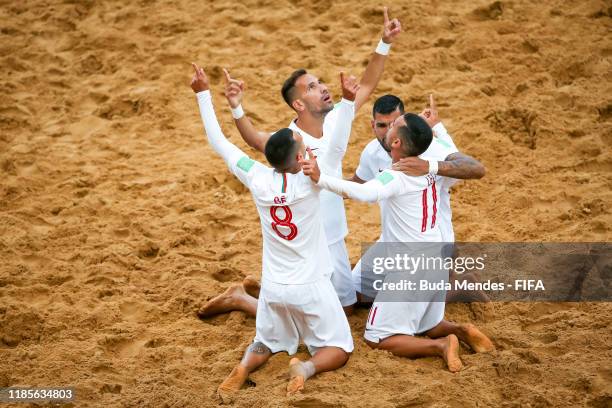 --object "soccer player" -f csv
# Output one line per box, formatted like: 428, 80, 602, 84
349, 94, 489, 302
301, 113, 494, 372
220, 7, 402, 313
351, 94, 485, 237
190, 63, 357, 400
